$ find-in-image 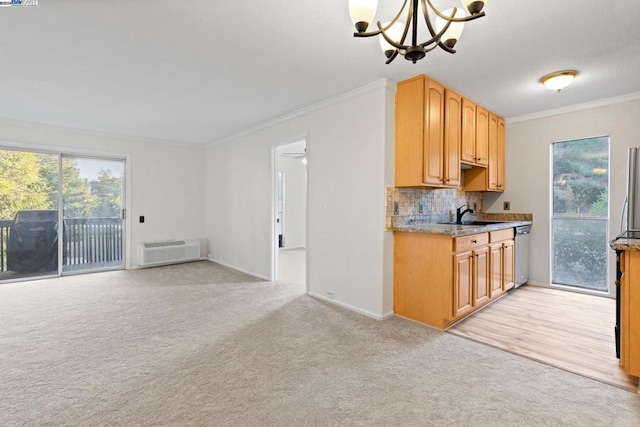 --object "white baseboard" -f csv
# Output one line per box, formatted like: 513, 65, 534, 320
308, 291, 391, 321
206, 258, 270, 281
381, 311, 395, 320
